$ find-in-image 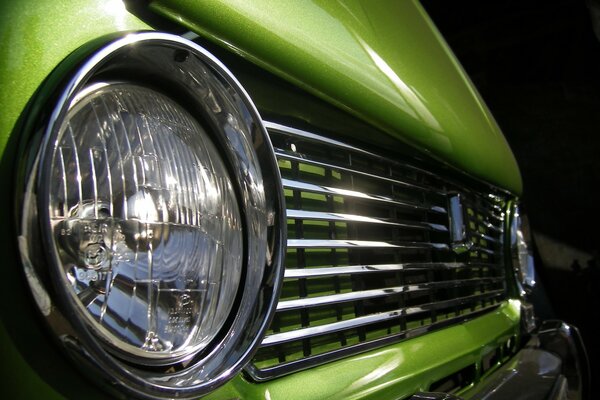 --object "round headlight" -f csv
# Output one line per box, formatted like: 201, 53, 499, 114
19, 33, 284, 398
49, 82, 243, 363
510, 204, 536, 296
